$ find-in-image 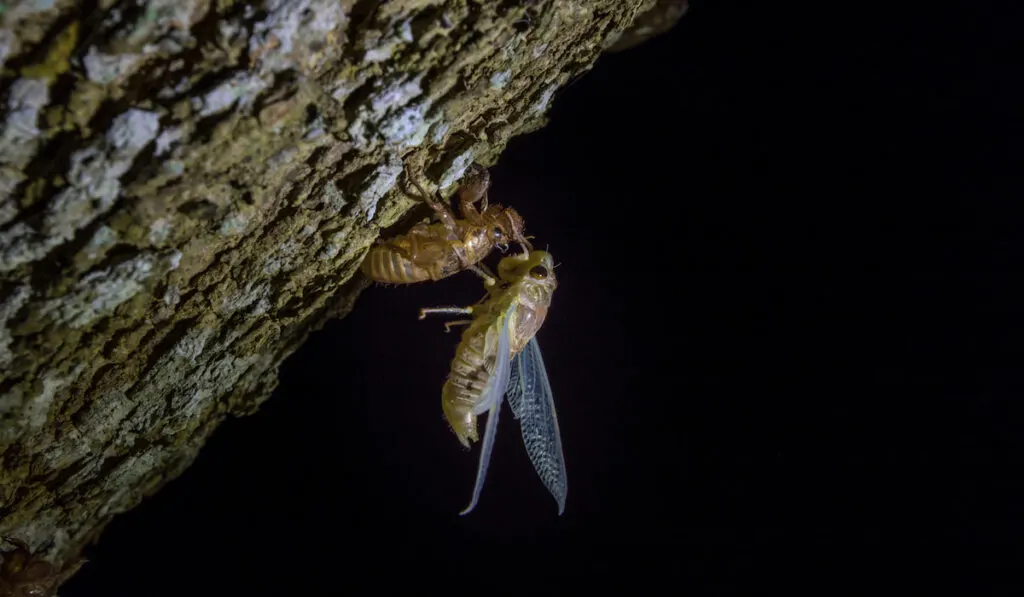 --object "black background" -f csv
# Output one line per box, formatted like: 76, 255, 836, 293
63, 1, 1023, 594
